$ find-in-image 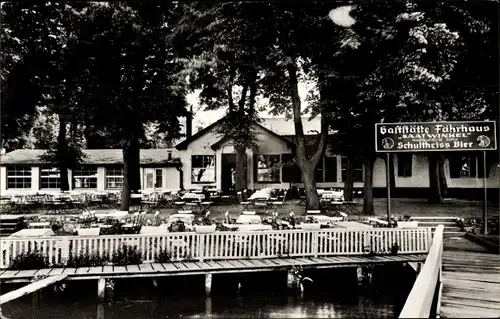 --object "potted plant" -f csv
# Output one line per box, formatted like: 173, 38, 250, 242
195, 211, 216, 233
